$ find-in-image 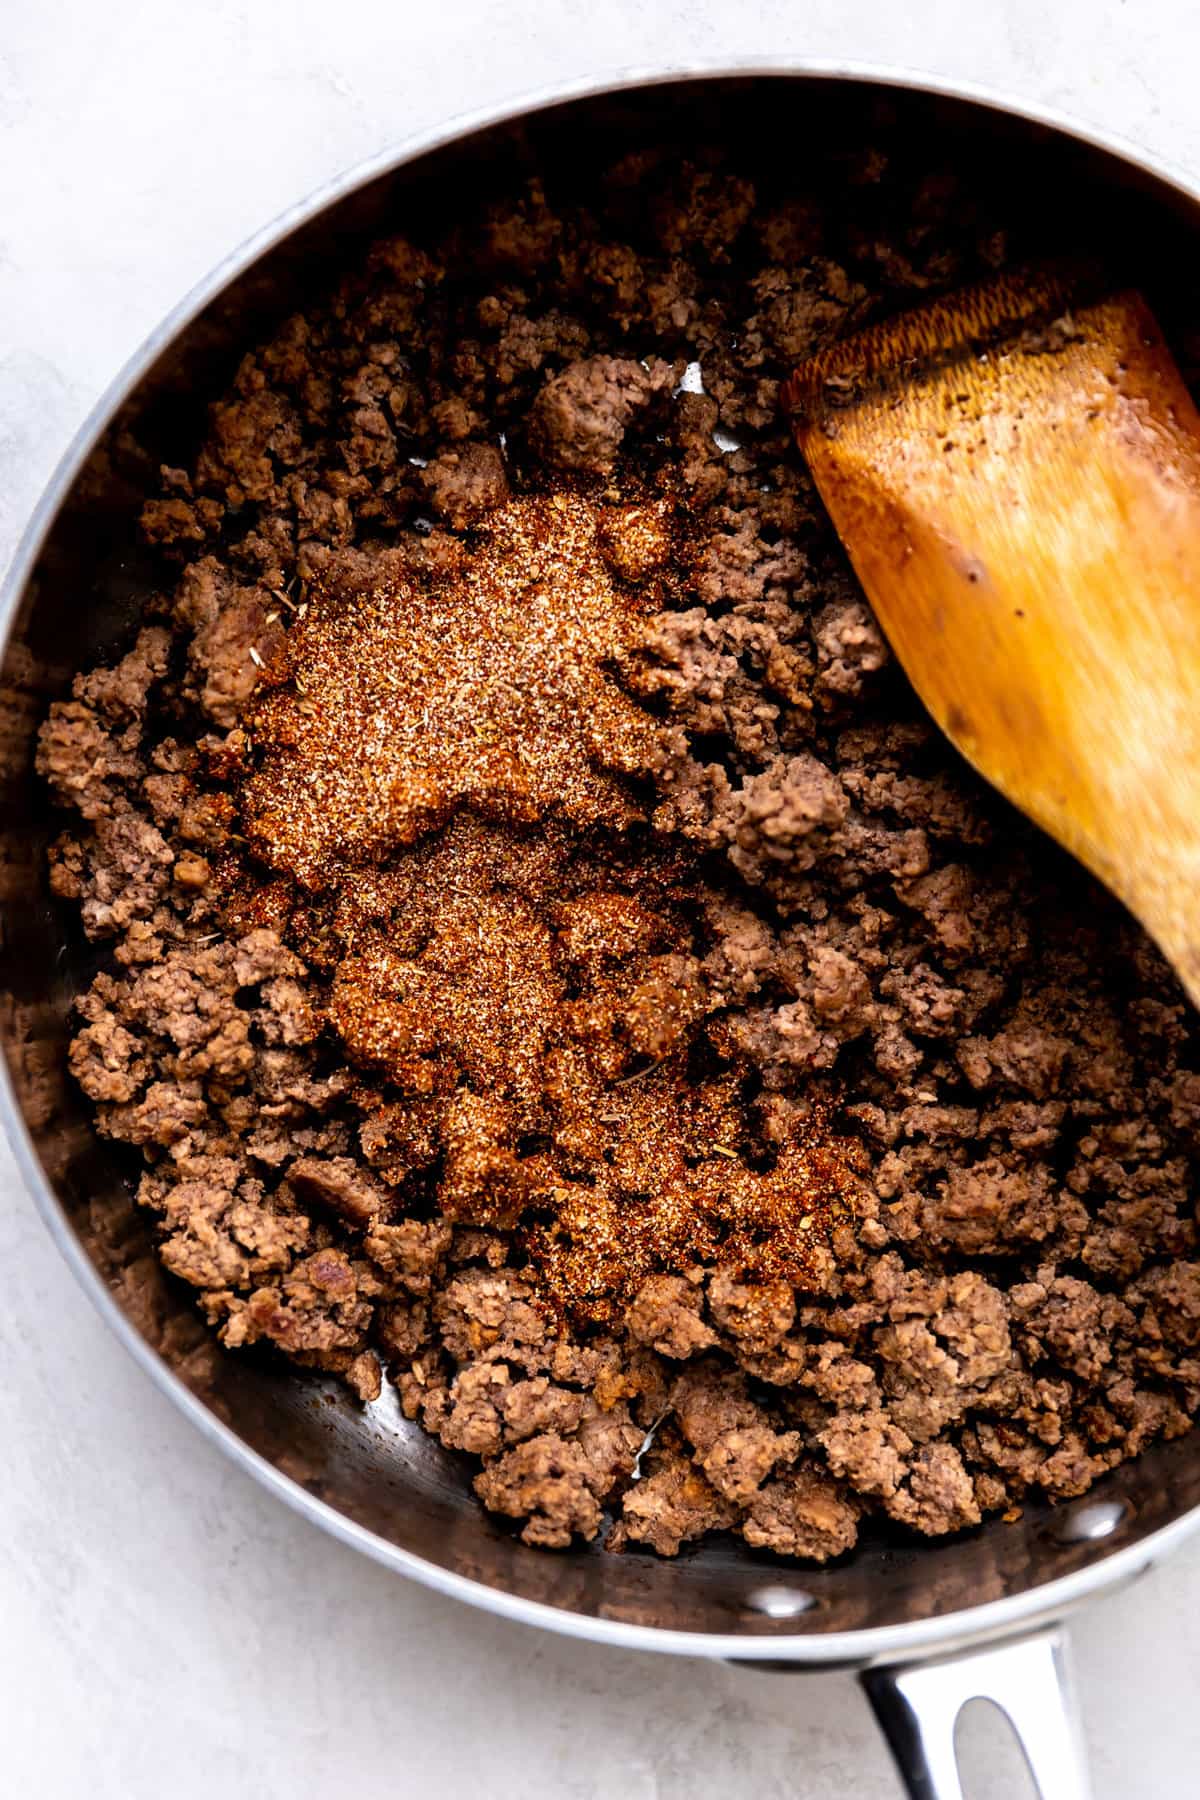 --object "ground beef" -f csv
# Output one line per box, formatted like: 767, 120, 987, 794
421, 442, 511, 527
39, 129, 1200, 1562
